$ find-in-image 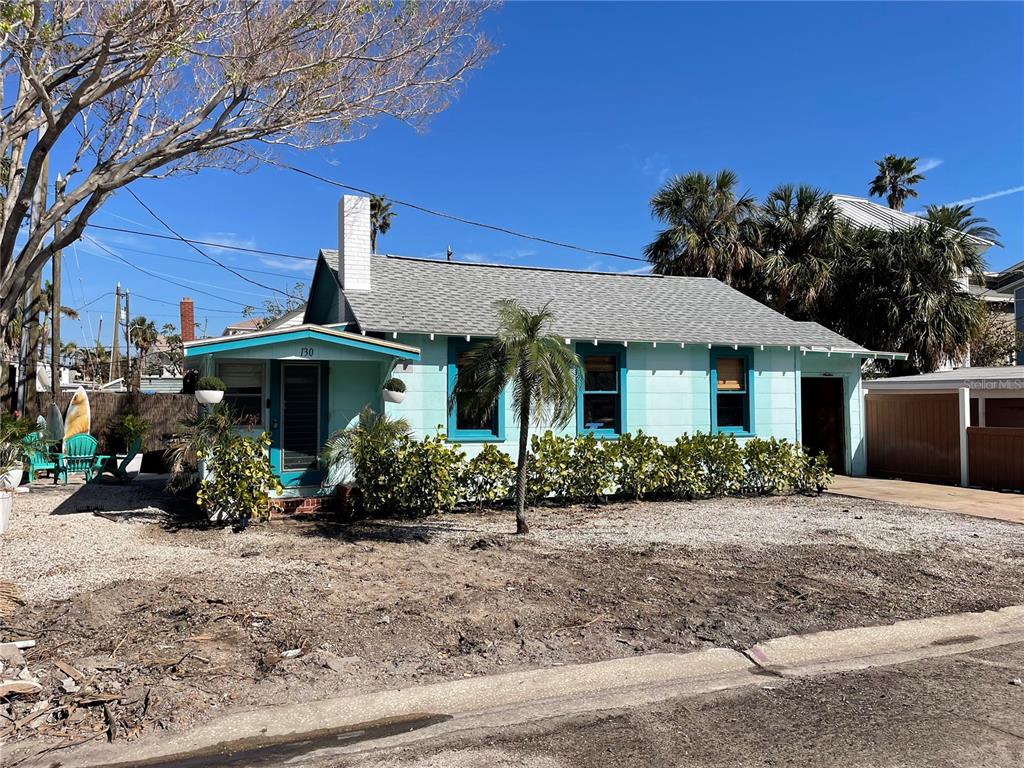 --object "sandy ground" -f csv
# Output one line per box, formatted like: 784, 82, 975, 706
338, 642, 1024, 768
2, 478, 1024, 761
